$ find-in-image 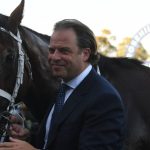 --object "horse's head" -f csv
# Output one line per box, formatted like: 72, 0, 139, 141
0, 0, 30, 141
0, 0, 25, 103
